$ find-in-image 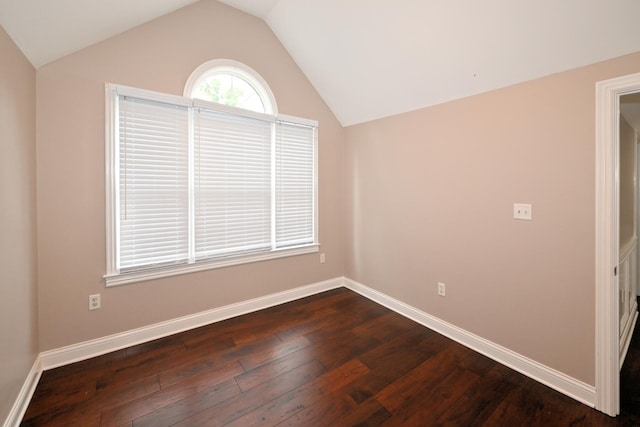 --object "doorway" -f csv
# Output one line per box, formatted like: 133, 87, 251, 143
619, 93, 640, 416
595, 71, 640, 416
619, 93, 640, 367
